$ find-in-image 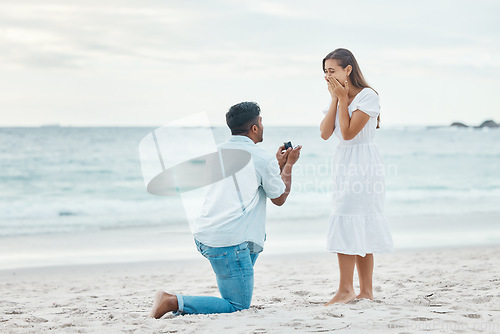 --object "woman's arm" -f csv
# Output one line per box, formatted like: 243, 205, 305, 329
337, 101, 370, 140
331, 78, 370, 141
320, 97, 338, 140
320, 76, 339, 140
